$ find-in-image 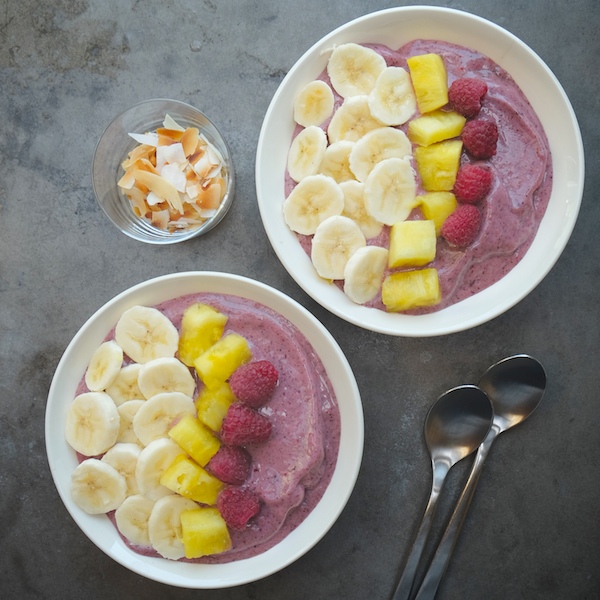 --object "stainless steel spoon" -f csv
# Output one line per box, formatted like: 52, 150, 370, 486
413, 354, 547, 600
391, 385, 493, 600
